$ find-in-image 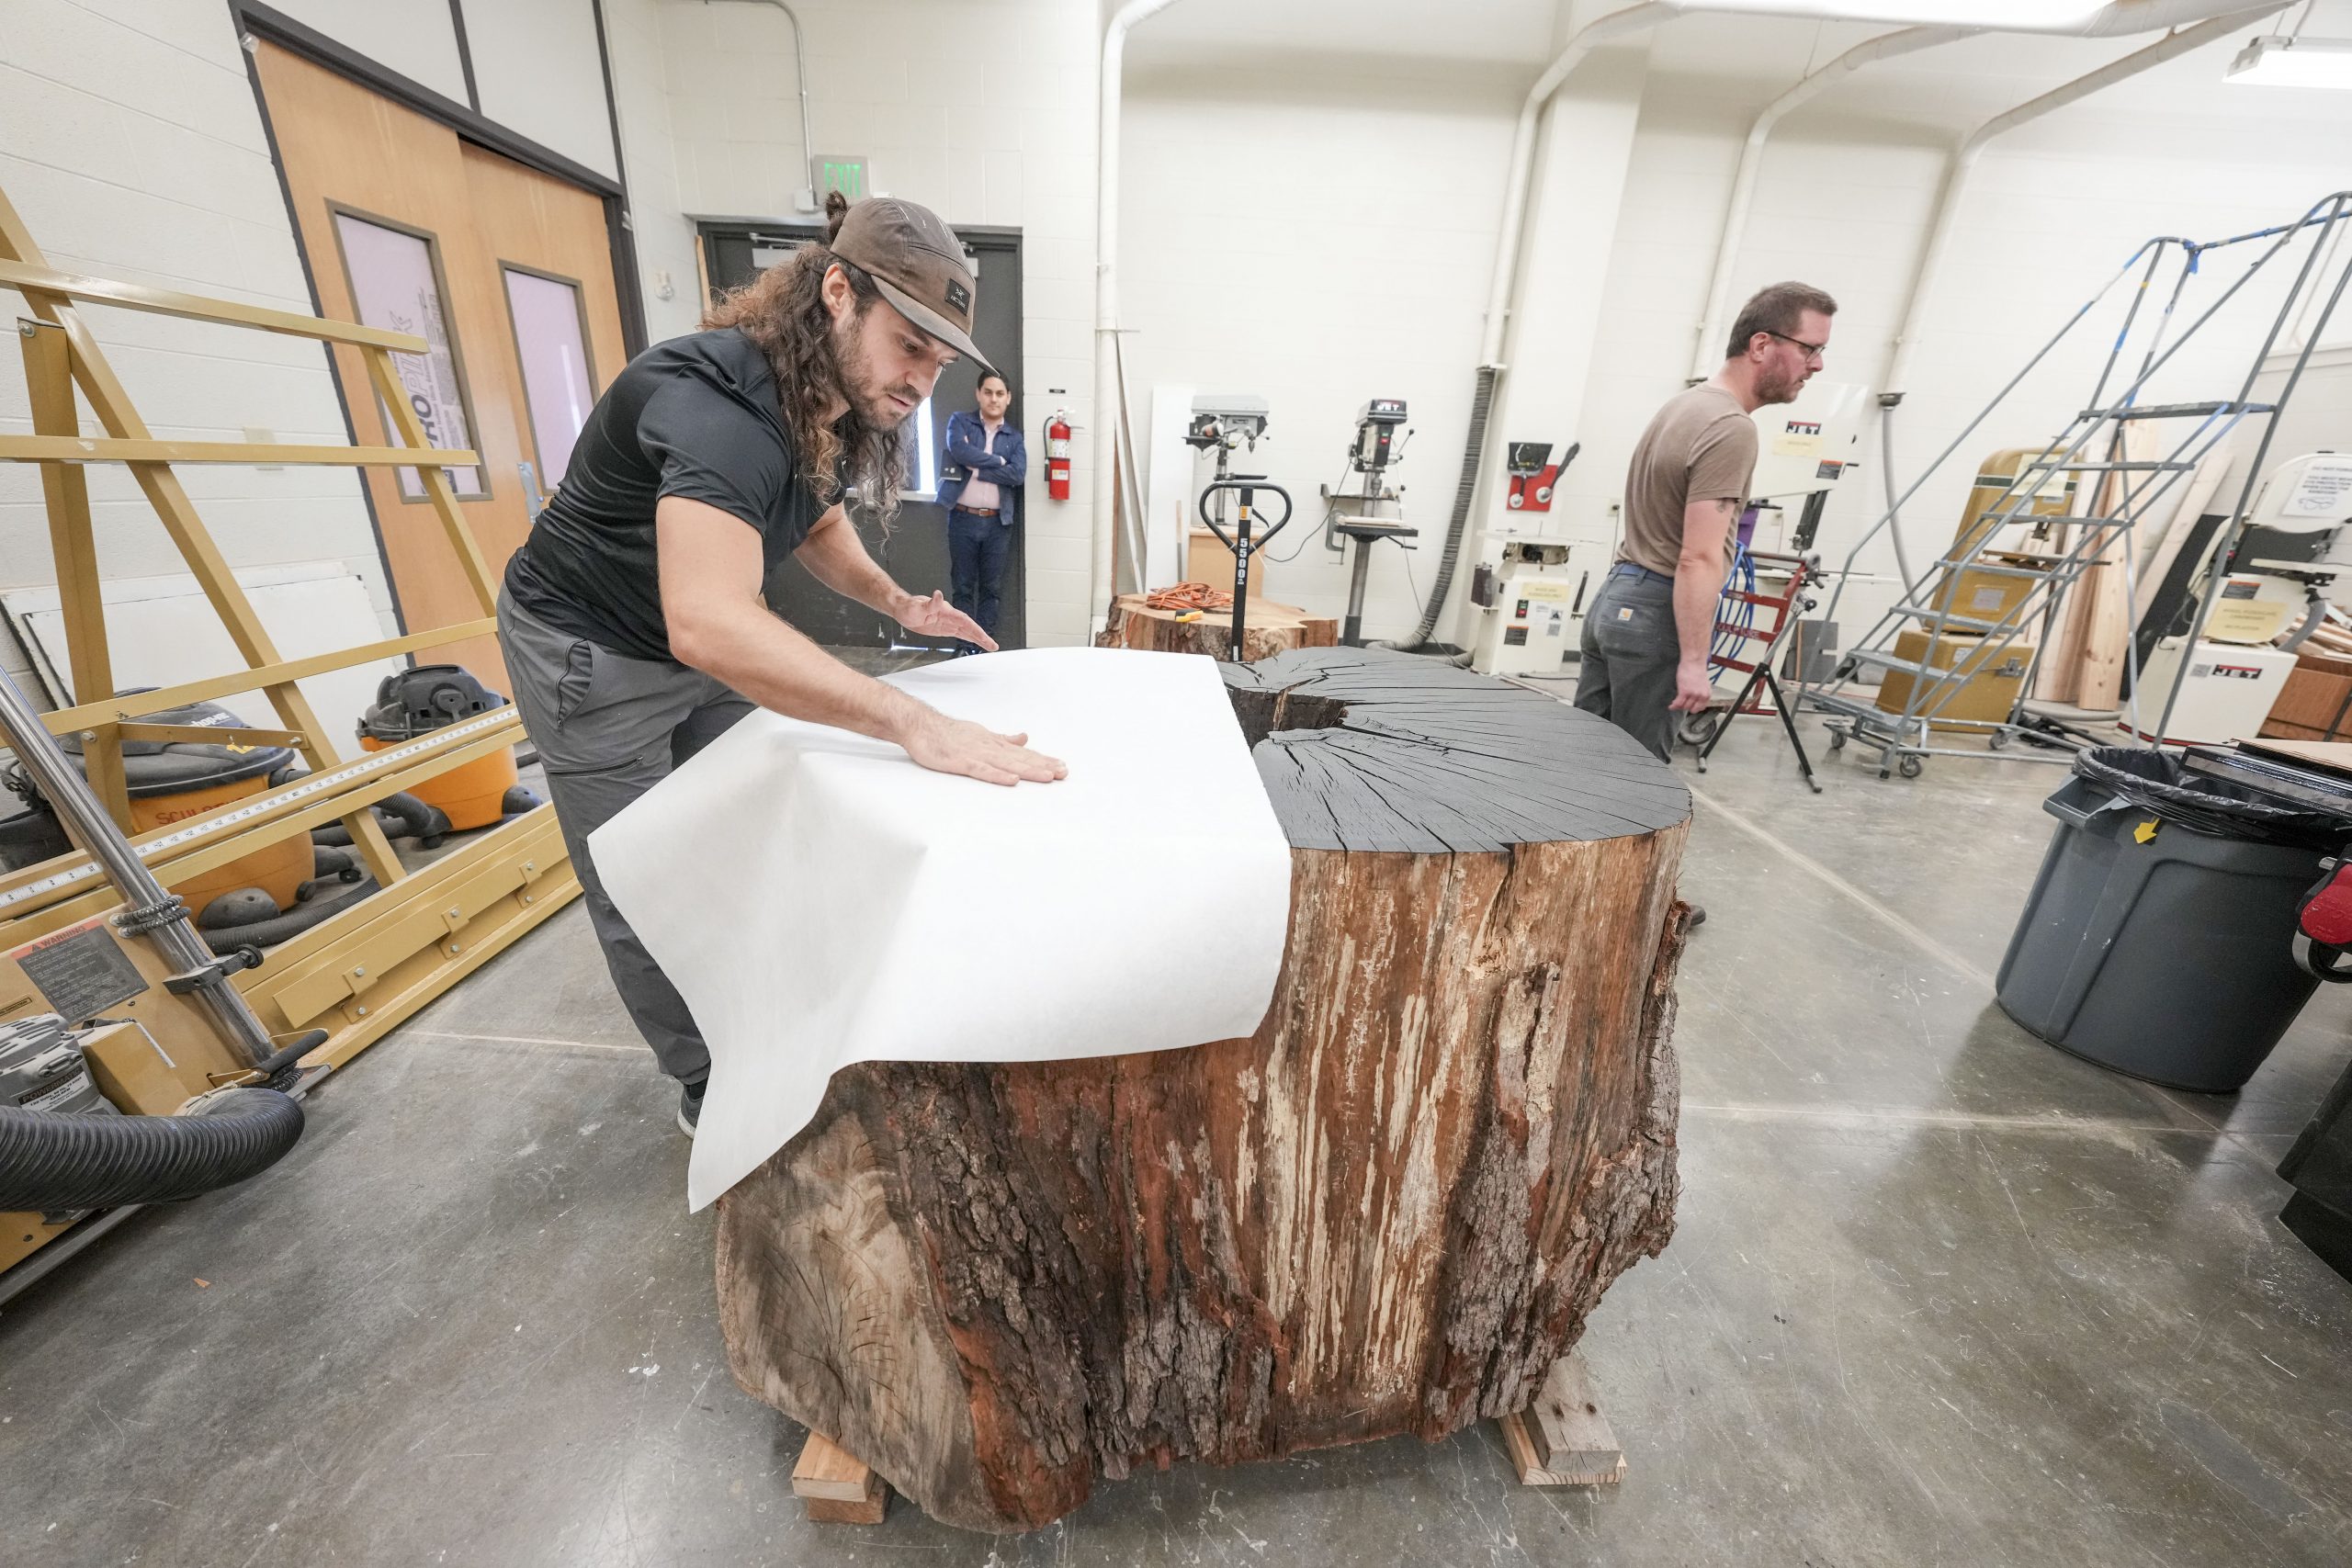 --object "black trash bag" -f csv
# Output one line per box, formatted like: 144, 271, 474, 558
2074, 747, 2349, 849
